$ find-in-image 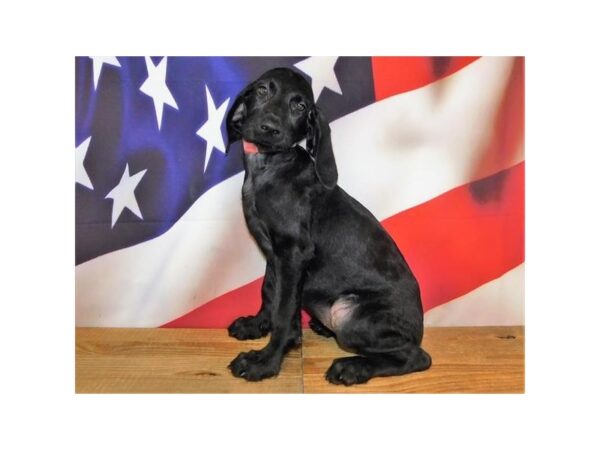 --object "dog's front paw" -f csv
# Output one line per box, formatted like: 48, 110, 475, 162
228, 350, 281, 381
325, 356, 374, 386
228, 315, 271, 340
